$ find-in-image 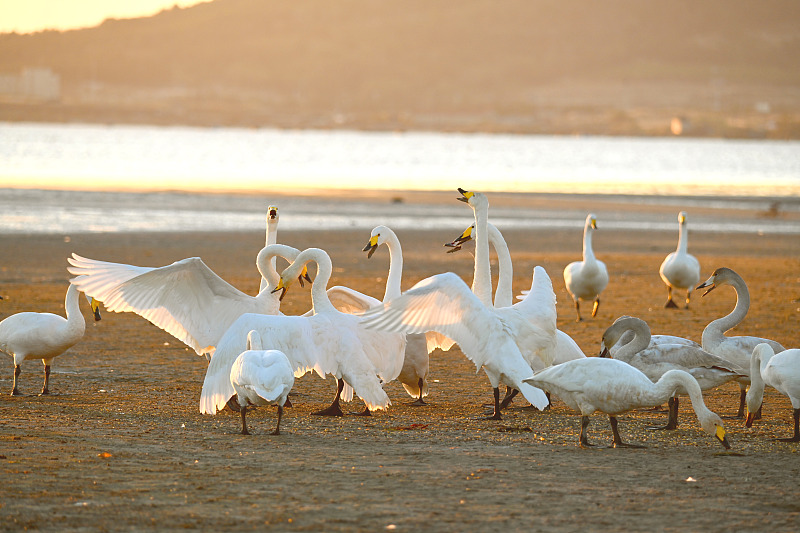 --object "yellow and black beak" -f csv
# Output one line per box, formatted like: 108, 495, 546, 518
298, 265, 312, 287
271, 278, 288, 301
268, 206, 278, 220
363, 234, 380, 259
696, 278, 717, 297
715, 426, 731, 449
745, 411, 755, 428
90, 298, 102, 322
443, 225, 473, 253
457, 187, 474, 203
591, 218, 598, 230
